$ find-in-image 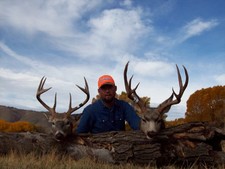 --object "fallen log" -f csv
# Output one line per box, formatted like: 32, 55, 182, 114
0, 122, 225, 167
